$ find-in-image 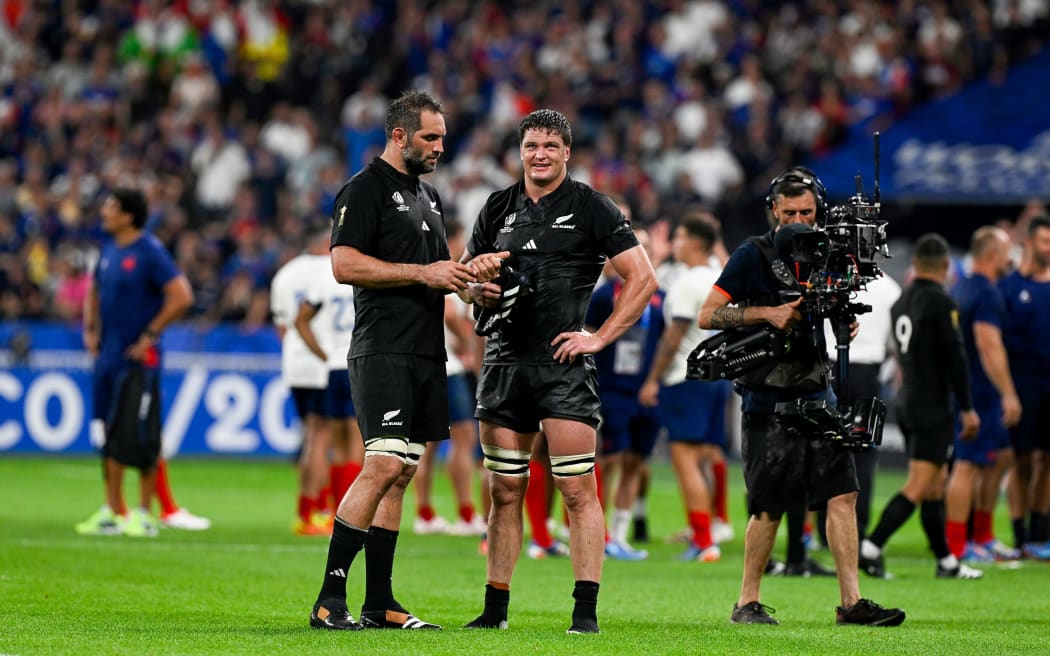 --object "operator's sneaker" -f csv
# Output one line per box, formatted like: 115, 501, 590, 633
961, 542, 995, 564
981, 539, 1021, 561
359, 608, 441, 630
123, 508, 160, 538
835, 598, 905, 626
413, 516, 450, 535
680, 544, 721, 562
859, 553, 889, 578
784, 558, 836, 577
765, 558, 786, 575
566, 617, 600, 634
74, 505, 124, 536
310, 600, 362, 630
730, 601, 779, 625
160, 507, 211, 531
712, 519, 735, 544
604, 540, 648, 561
447, 515, 487, 536
527, 540, 570, 559
936, 562, 984, 579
